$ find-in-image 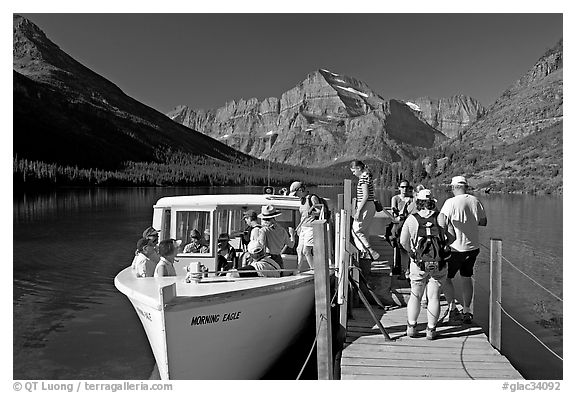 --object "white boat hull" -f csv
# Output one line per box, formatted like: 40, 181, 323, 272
115, 268, 315, 379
